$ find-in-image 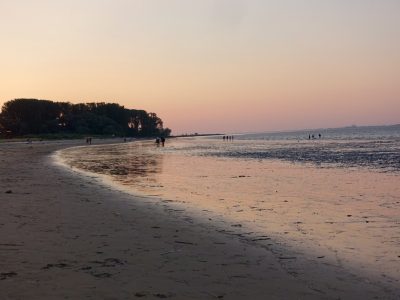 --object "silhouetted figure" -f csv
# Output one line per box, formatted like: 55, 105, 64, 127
223, 136, 226, 141
89, 137, 92, 144
161, 137, 165, 147
312, 134, 315, 139
318, 133, 322, 139
155, 137, 160, 146
308, 134, 311, 140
